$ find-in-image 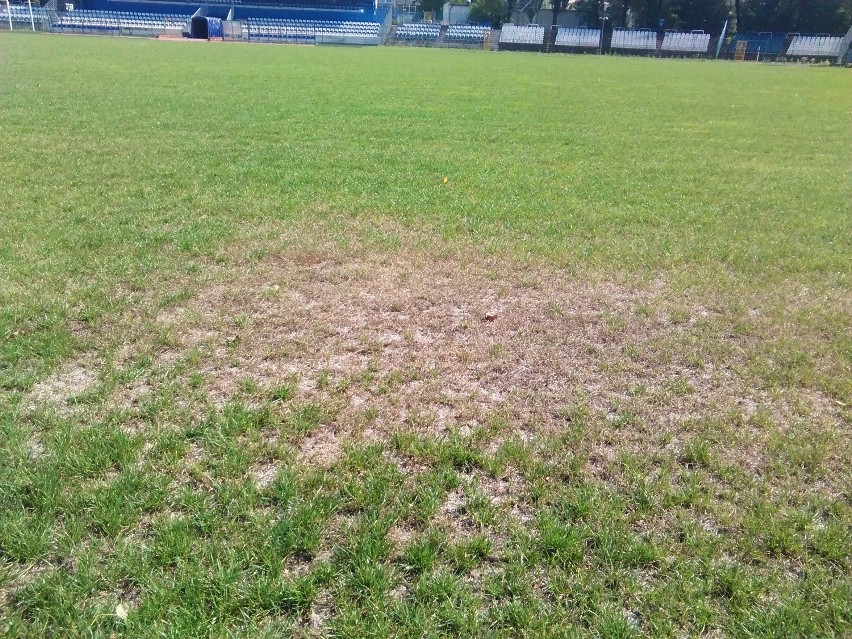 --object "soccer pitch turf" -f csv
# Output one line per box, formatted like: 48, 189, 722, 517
1, 33, 850, 637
